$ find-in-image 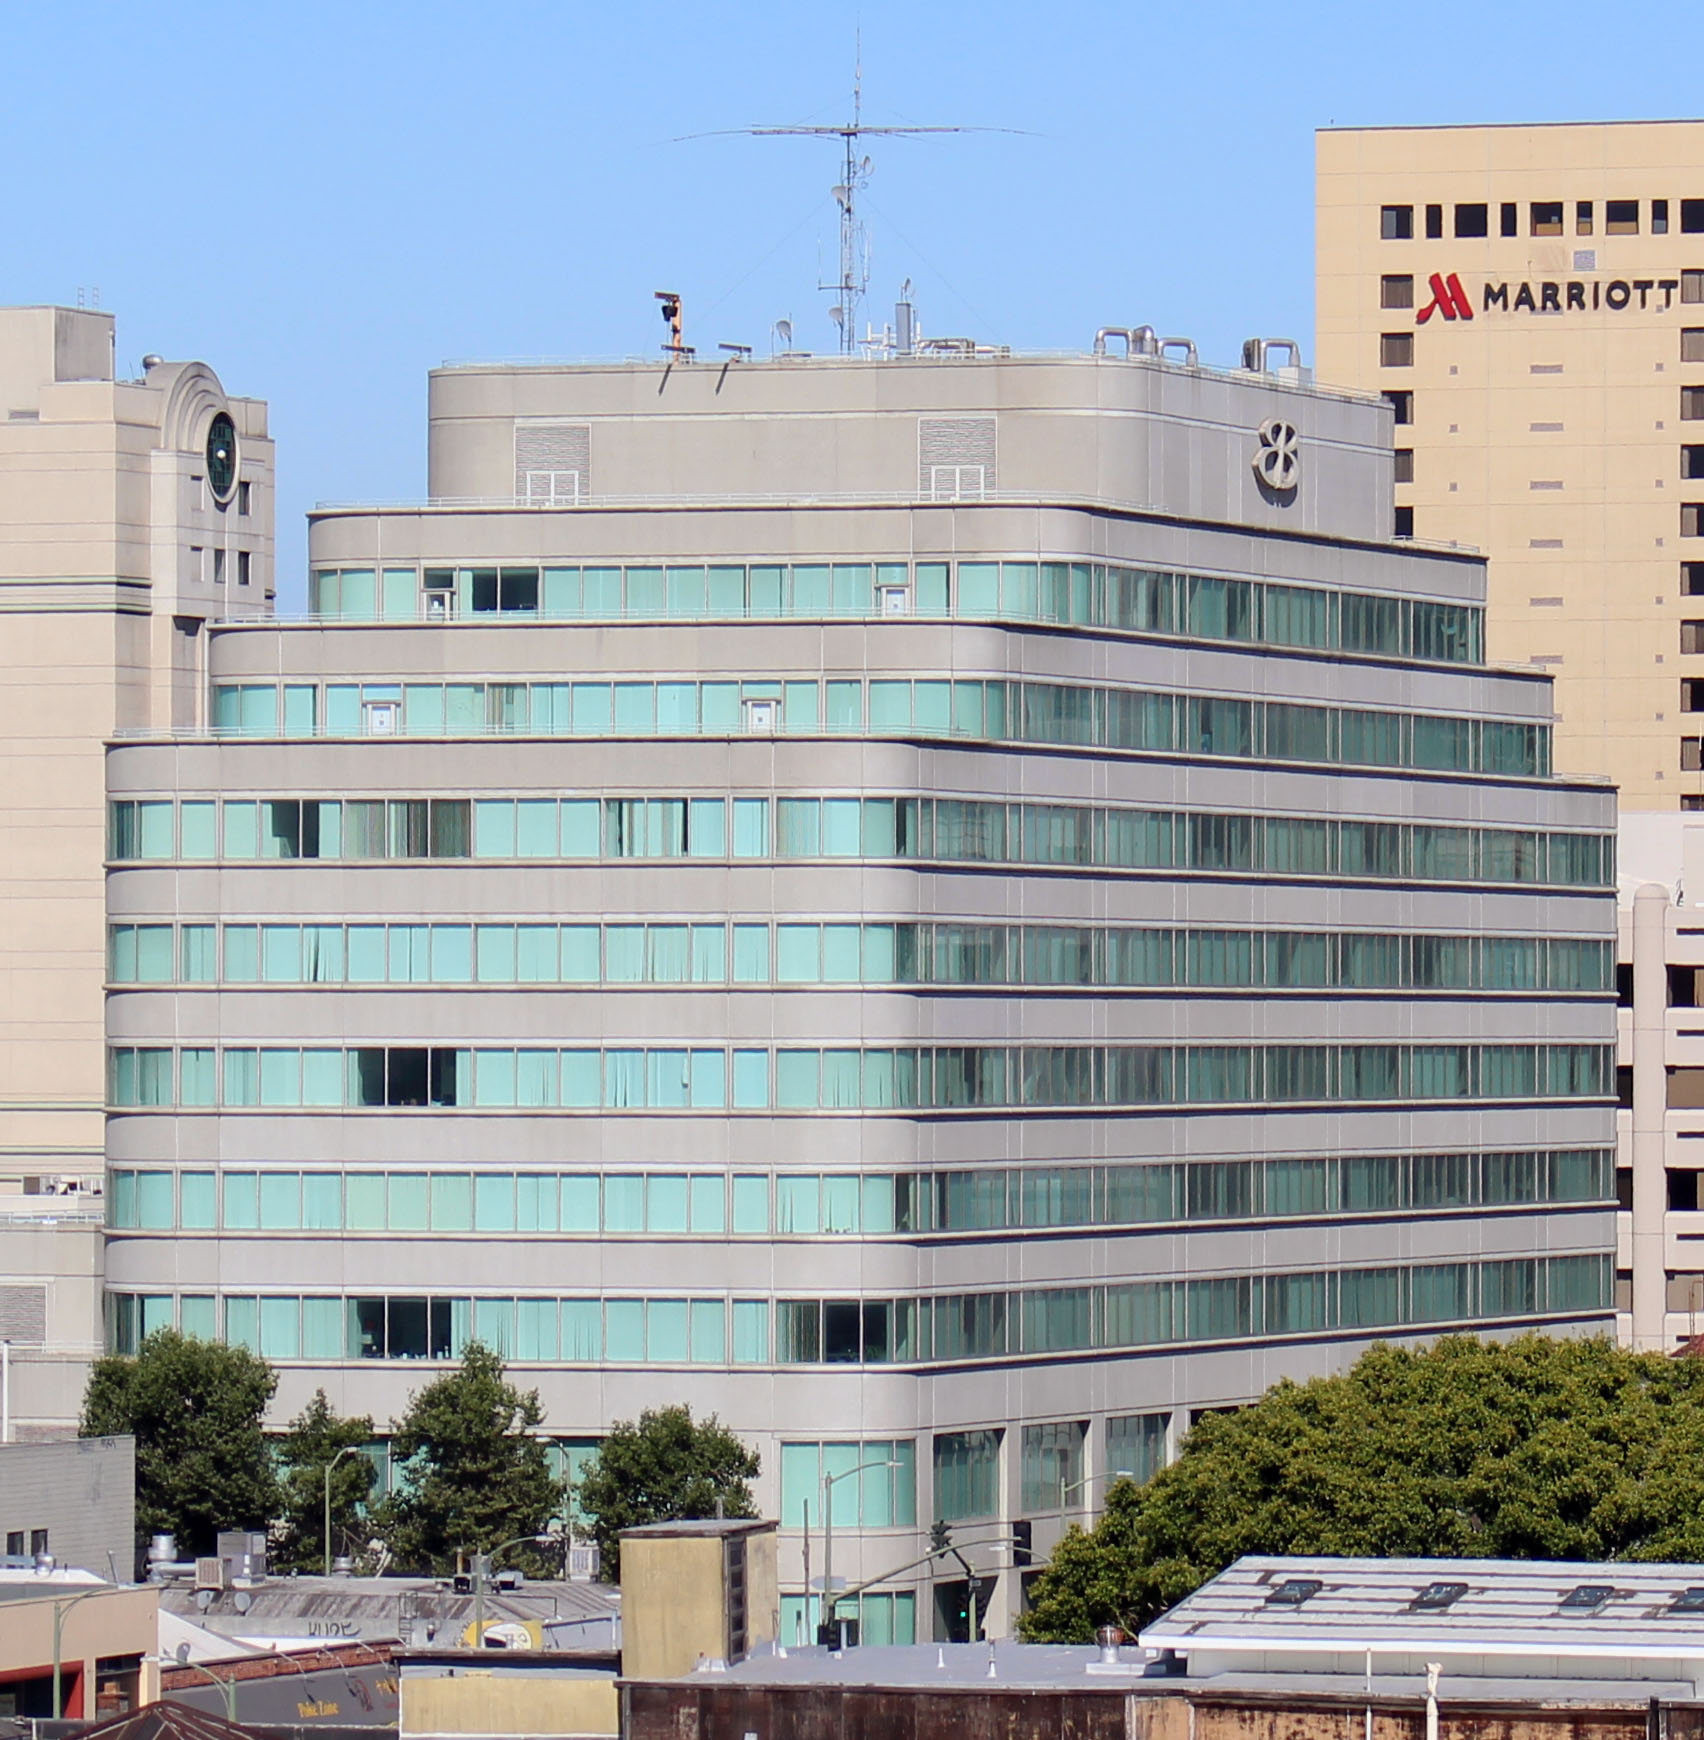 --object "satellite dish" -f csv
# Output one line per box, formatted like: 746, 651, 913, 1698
175, 1643, 191, 1664
774, 319, 792, 349
830, 306, 845, 328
